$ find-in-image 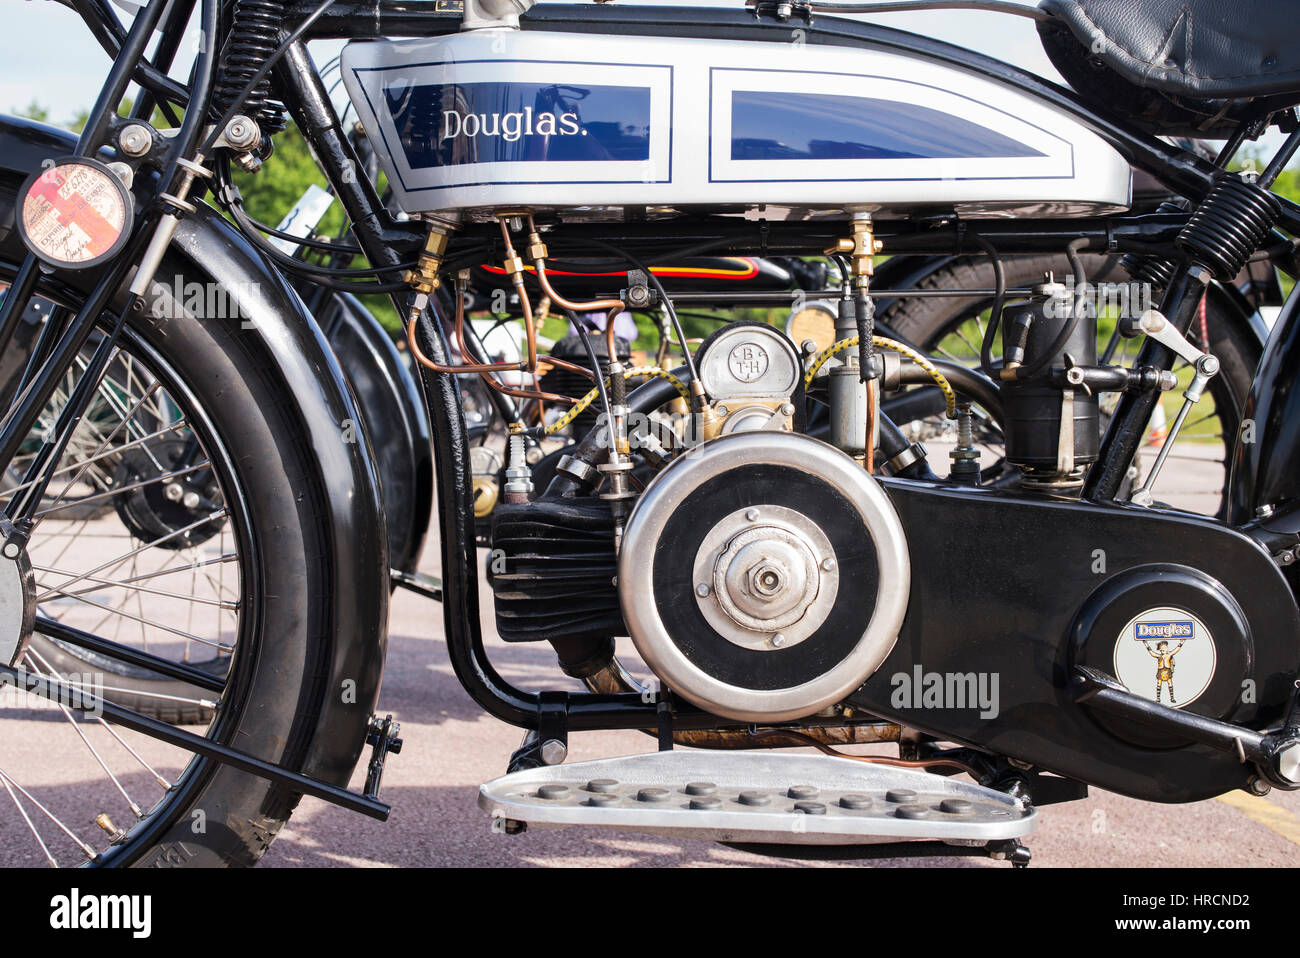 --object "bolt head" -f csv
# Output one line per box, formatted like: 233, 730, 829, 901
821, 557, 835, 572
771, 634, 786, 648
117, 124, 151, 157
745, 508, 760, 522
695, 583, 711, 597
2, 542, 18, 559
539, 738, 568, 766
